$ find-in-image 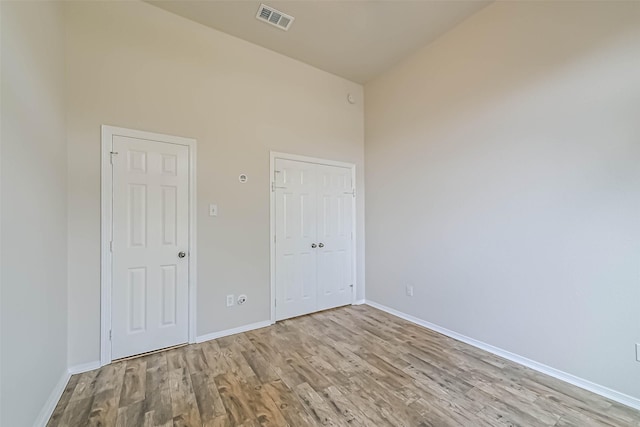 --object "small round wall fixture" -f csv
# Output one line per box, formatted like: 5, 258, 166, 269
239, 173, 248, 183
347, 93, 356, 104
